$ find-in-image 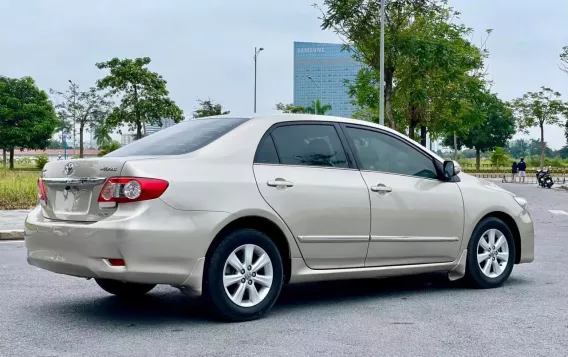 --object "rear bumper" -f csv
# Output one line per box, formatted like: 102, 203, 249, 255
515, 209, 535, 263
24, 200, 232, 295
